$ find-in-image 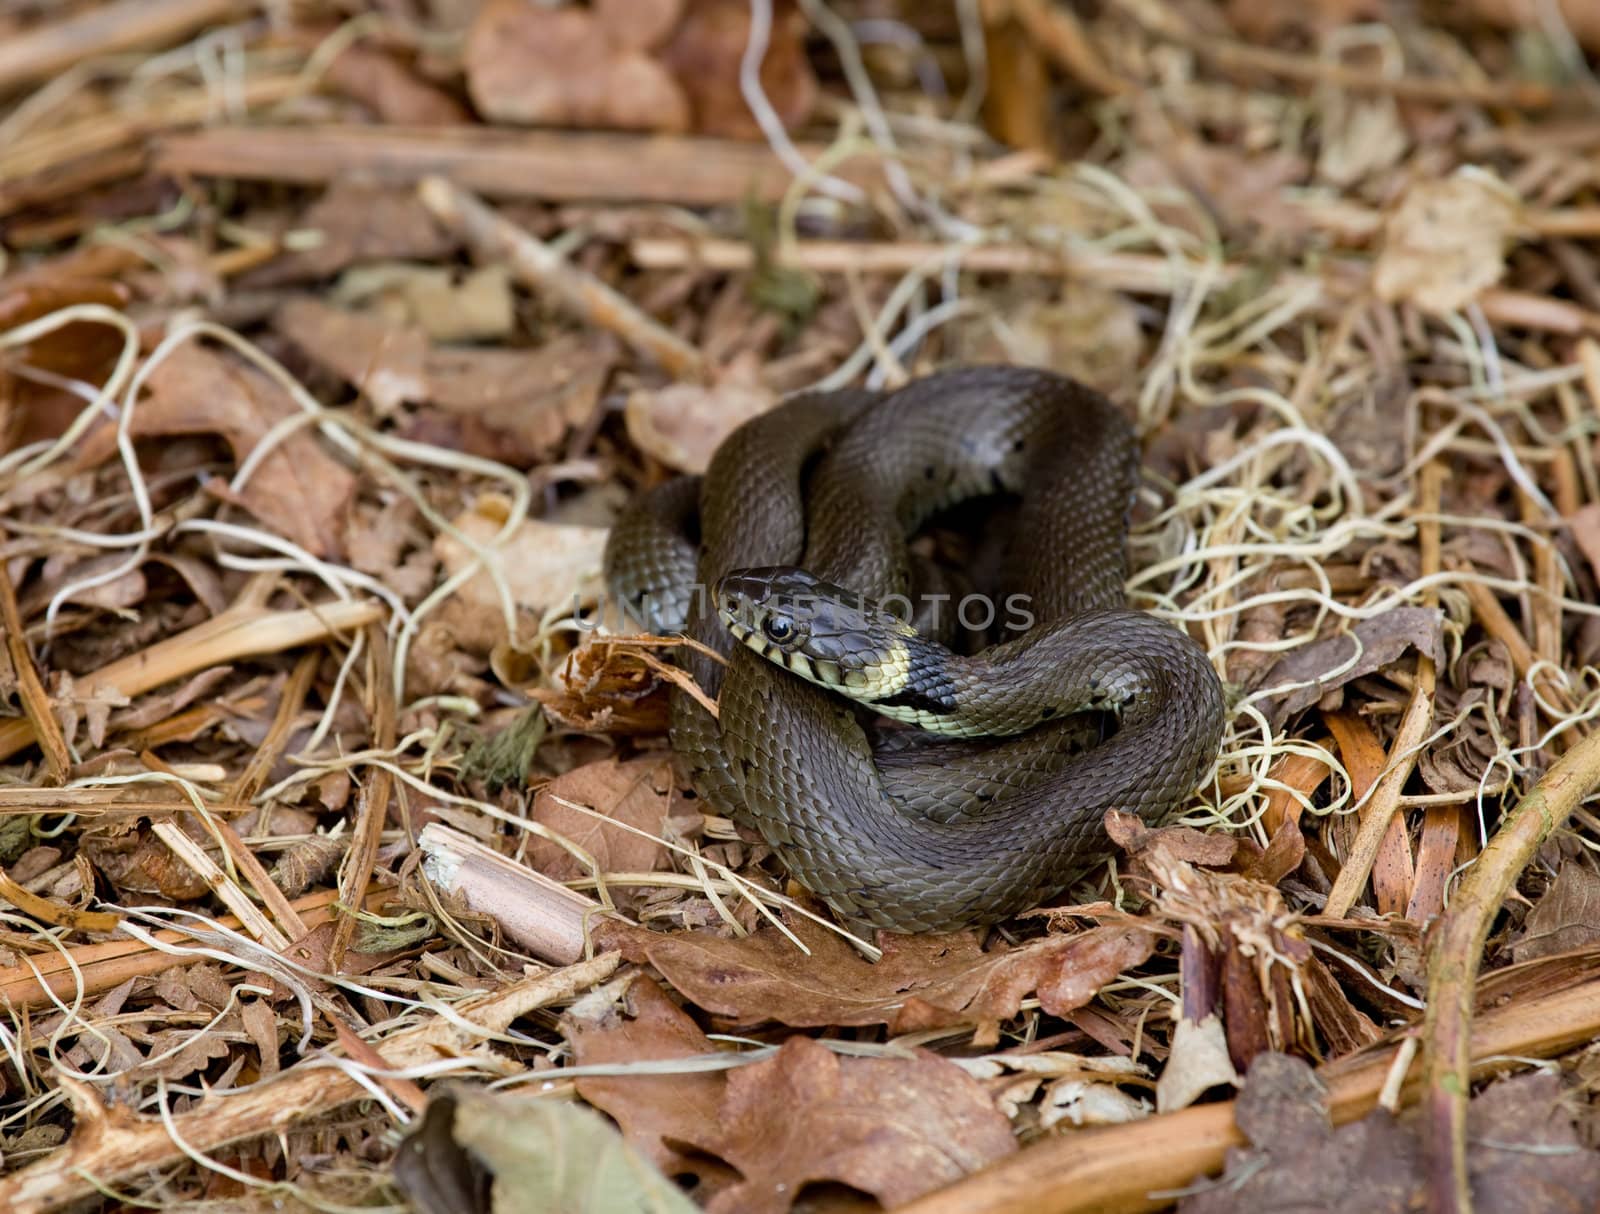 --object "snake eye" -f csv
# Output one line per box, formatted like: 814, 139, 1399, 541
762, 615, 795, 643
